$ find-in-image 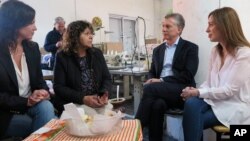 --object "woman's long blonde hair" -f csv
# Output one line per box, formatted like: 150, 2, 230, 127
209, 7, 250, 56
